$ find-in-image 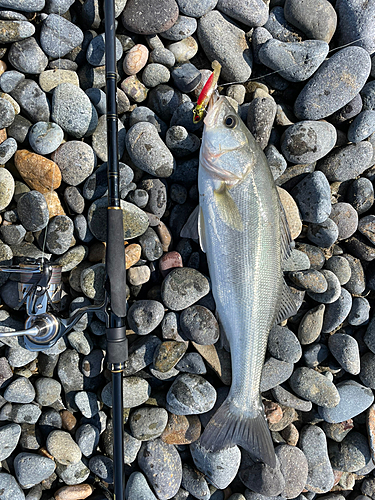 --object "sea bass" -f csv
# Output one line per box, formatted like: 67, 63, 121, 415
197, 96, 296, 467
